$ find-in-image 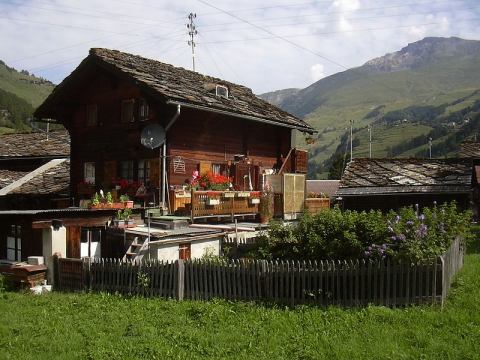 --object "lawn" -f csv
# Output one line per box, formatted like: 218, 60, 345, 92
1, 240, 479, 360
